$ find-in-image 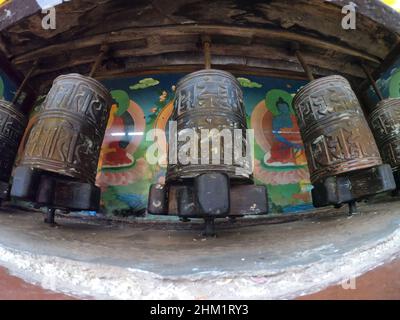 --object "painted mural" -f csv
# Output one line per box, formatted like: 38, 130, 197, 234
0, 70, 17, 102
97, 73, 313, 216
365, 57, 400, 107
